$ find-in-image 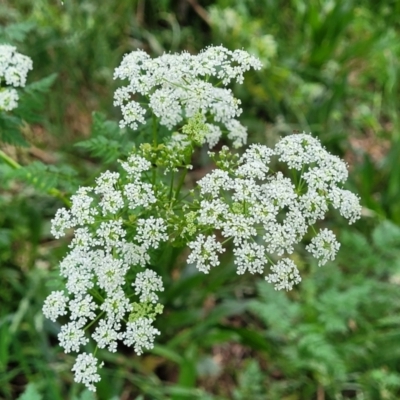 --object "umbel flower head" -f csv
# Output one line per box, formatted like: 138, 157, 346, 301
0, 44, 33, 111
45, 45, 361, 392
113, 45, 262, 148
186, 133, 362, 289
45, 153, 166, 391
